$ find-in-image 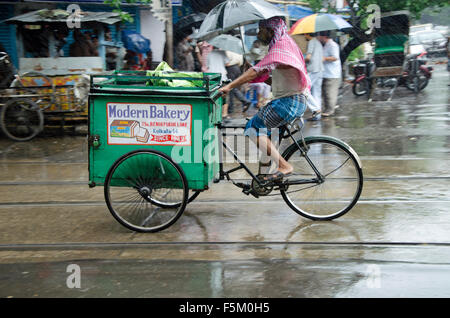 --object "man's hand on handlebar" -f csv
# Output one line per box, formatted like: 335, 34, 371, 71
218, 82, 233, 95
